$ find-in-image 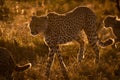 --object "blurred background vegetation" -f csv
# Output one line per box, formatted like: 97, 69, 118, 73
0, 0, 120, 80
